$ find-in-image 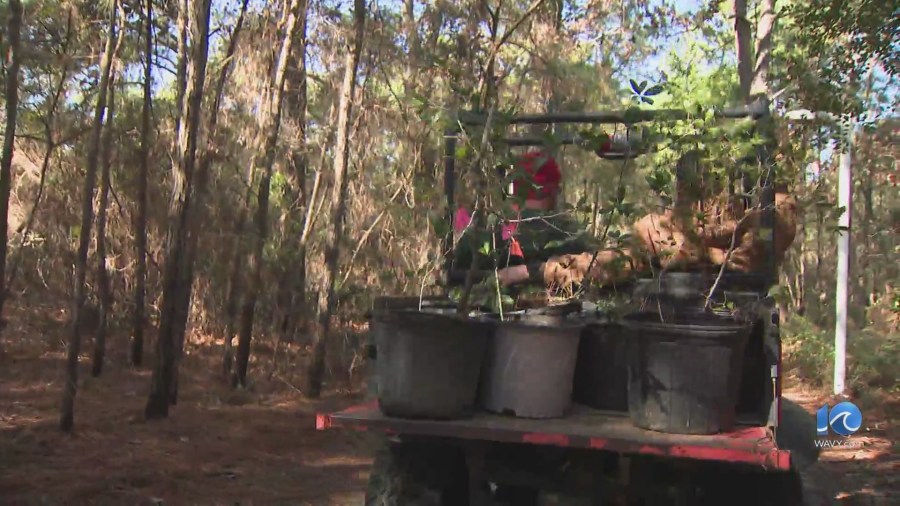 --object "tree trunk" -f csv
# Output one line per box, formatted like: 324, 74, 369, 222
61, 0, 119, 432
275, 0, 310, 345
0, 0, 23, 329
92, 68, 118, 378
170, 0, 250, 403
796, 219, 806, 315
305, 0, 368, 398
222, 211, 246, 375
173, 0, 189, 134
210, 0, 253, 377
858, 62, 877, 308
145, 0, 212, 420
132, 0, 154, 367
750, 0, 776, 99
4, 9, 73, 295
733, 0, 754, 101
232, 0, 305, 388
